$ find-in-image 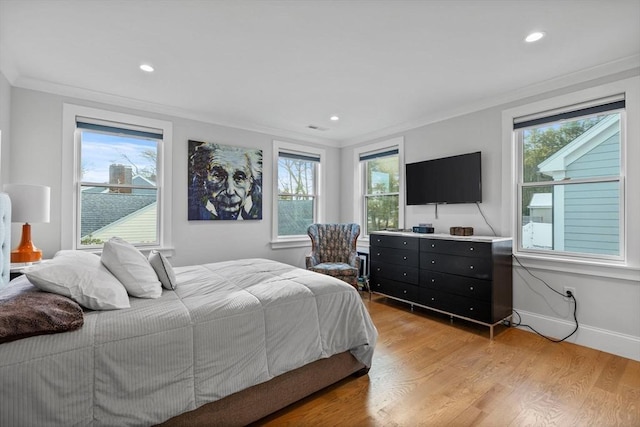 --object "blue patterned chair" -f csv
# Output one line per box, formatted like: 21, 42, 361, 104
306, 223, 361, 289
